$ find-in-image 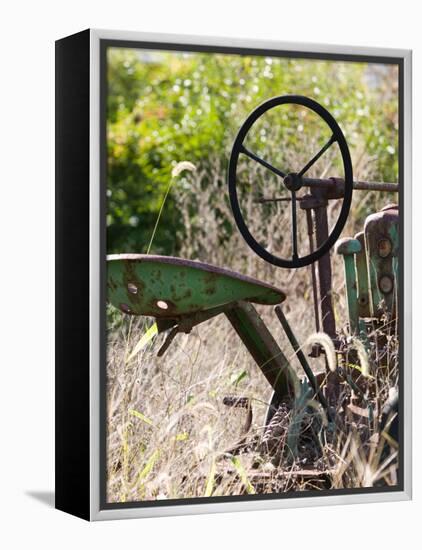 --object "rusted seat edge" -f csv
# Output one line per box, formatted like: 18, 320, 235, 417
107, 253, 286, 301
